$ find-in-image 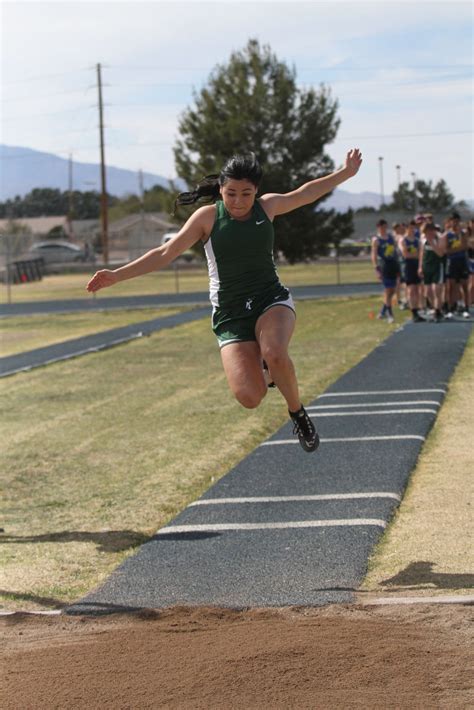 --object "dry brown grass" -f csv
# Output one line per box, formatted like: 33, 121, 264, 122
0, 296, 395, 611
0, 261, 375, 303
362, 330, 474, 597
